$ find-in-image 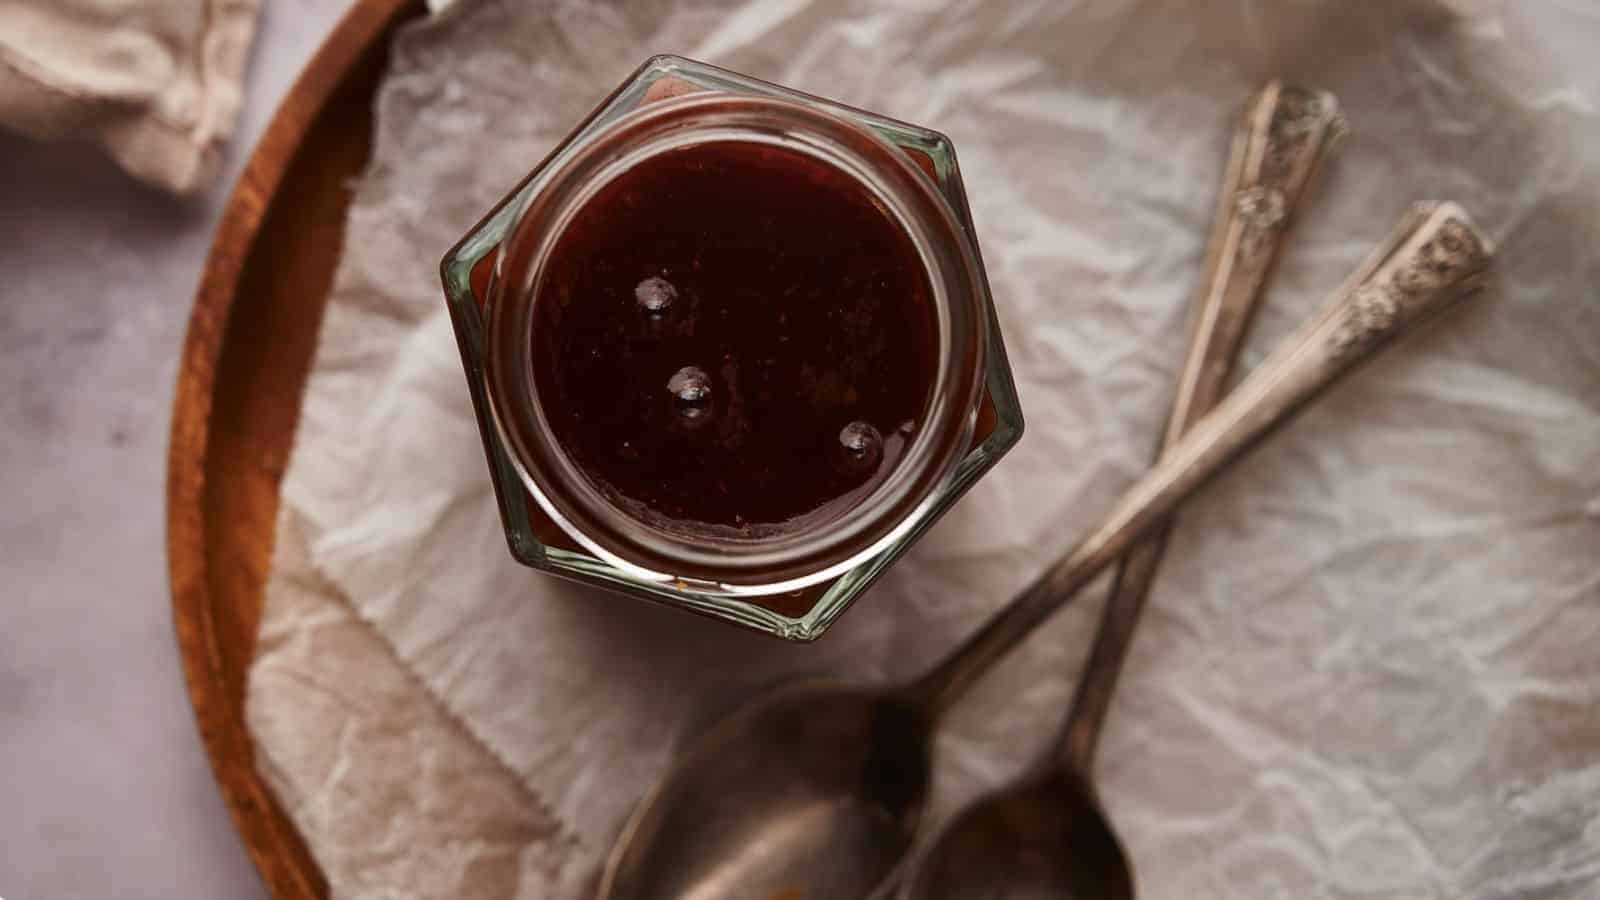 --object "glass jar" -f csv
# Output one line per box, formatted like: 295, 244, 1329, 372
440, 56, 1022, 640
